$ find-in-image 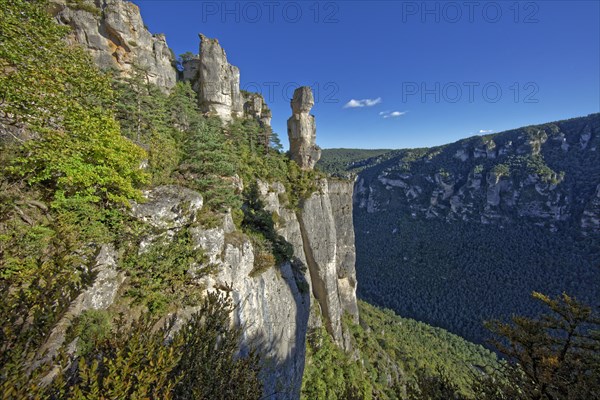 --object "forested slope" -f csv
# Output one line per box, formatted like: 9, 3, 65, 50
321, 115, 600, 345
